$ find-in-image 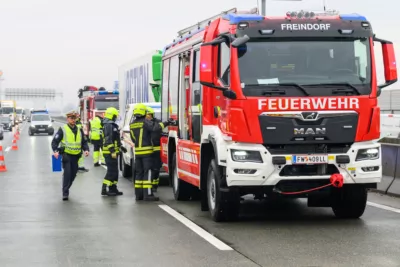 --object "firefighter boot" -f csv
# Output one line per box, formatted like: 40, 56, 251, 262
143, 188, 159, 201
101, 184, 116, 196
109, 185, 123, 196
